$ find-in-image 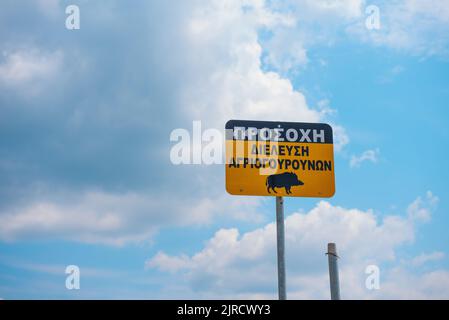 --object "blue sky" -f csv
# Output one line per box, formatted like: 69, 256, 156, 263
1, 0, 449, 299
